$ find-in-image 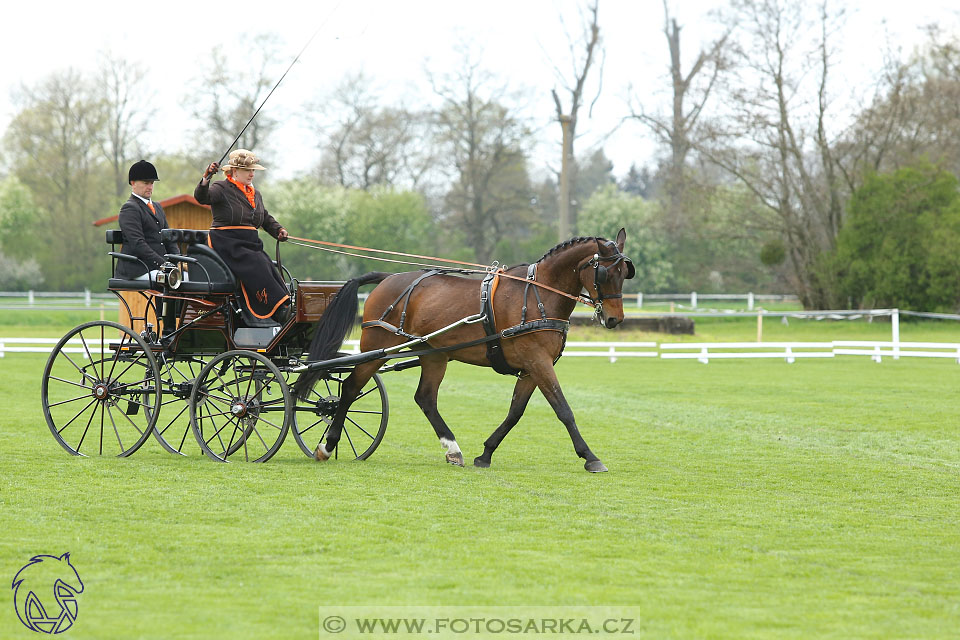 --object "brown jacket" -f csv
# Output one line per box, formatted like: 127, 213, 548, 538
194, 178, 283, 238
